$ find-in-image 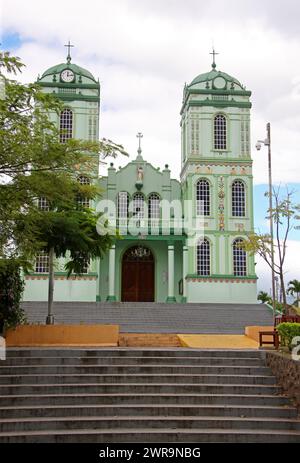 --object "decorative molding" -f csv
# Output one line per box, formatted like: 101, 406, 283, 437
218, 176, 225, 231
186, 276, 257, 284
25, 275, 97, 281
